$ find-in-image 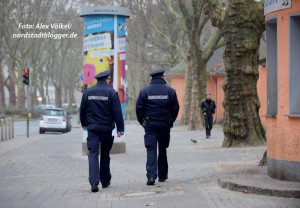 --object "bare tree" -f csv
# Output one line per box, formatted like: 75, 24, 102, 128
0, 30, 6, 110
162, 0, 223, 130
201, 0, 266, 147
125, 0, 184, 105
0, 0, 54, 110
0, 0, 84, 113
